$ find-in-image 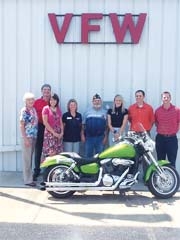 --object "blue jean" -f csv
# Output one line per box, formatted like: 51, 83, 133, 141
155, 134, 178, 167
108, 127, 120, 146
85, 135, 104, 158
63, 141, 80, 154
